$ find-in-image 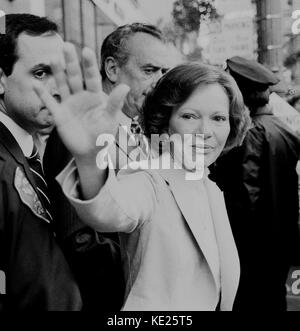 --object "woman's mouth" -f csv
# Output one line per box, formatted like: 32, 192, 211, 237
191, 145, 214, 153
